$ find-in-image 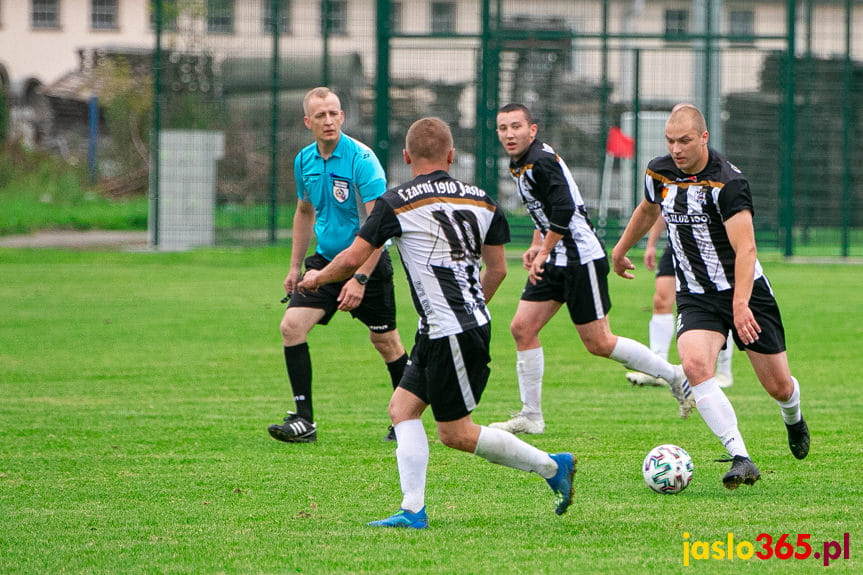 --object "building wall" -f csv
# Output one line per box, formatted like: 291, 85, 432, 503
0, 1, 860, 101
